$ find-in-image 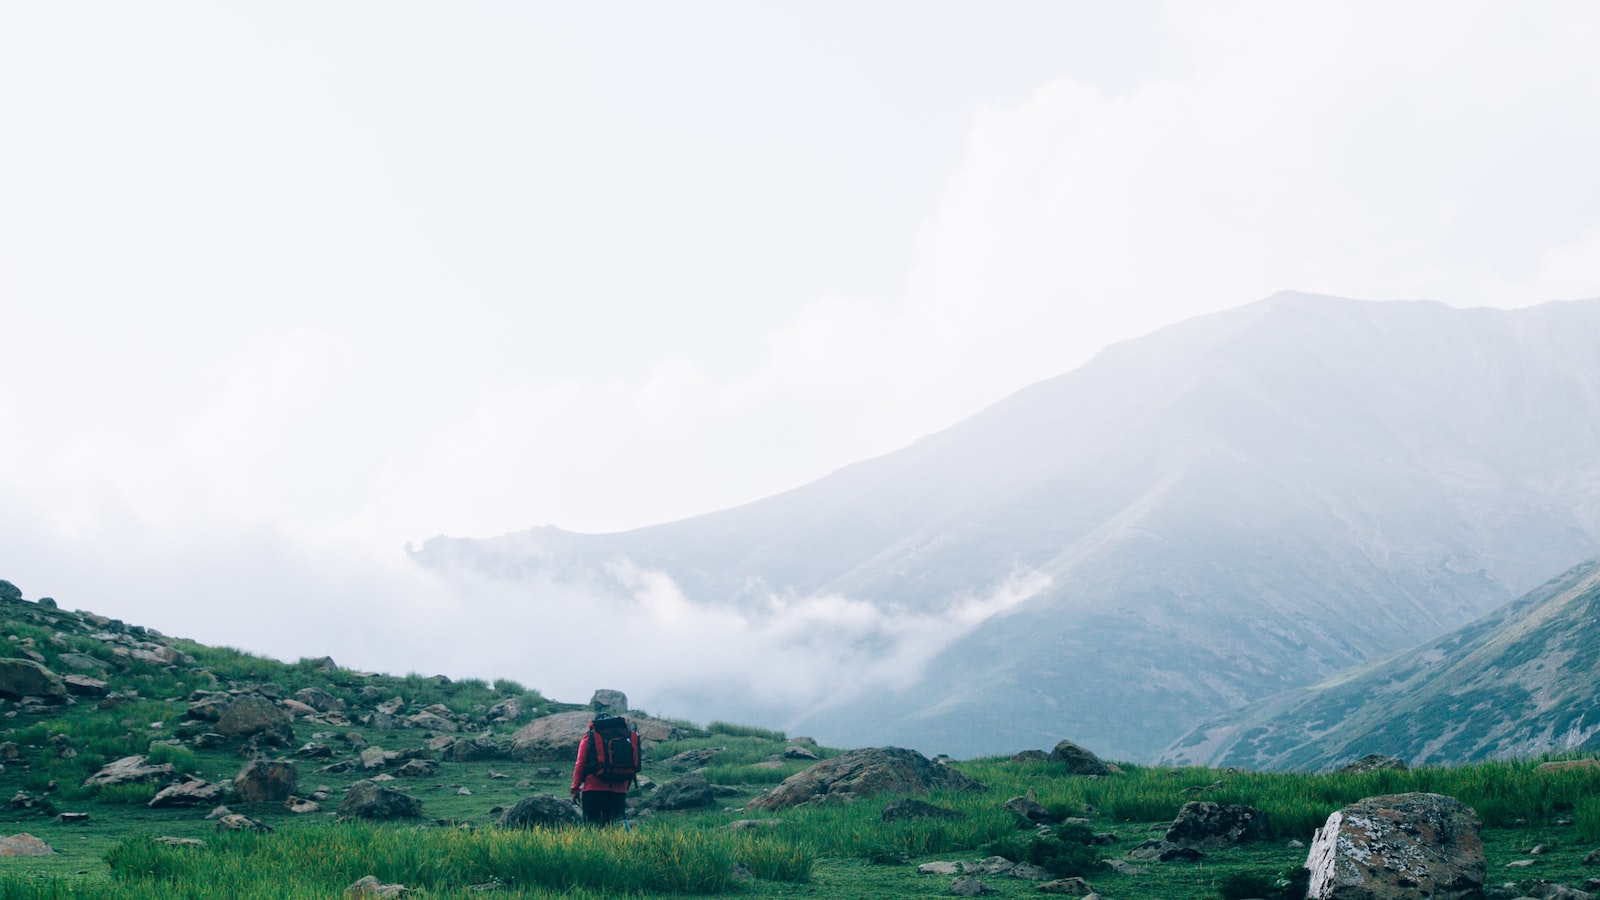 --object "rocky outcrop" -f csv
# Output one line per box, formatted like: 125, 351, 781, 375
1049, 740, 1113, 776
1164, 801, 1272, 848
149, 777, 232, 808
590, 689, 627, 713
235, 760, 298, 803
498, 793, 582, 829
0, 833, 56, 856
1306, 793, 1484, 900
745, 747, 983, 811
0, 659, 67, 701
338, 781, 423, 820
